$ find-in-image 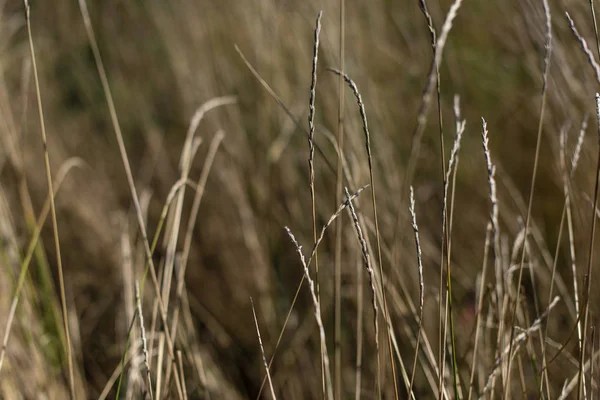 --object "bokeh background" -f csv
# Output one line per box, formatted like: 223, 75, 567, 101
1, 0, 600, 398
